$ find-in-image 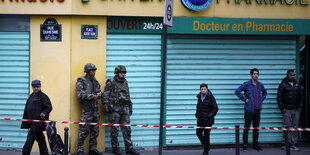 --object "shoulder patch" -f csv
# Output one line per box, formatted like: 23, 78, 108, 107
106, 79, 112, 84
78, 76, 86, 82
